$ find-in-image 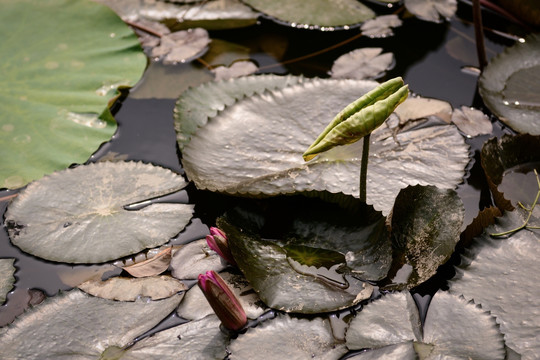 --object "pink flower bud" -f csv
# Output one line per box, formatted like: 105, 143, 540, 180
206, 227, 237, 266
